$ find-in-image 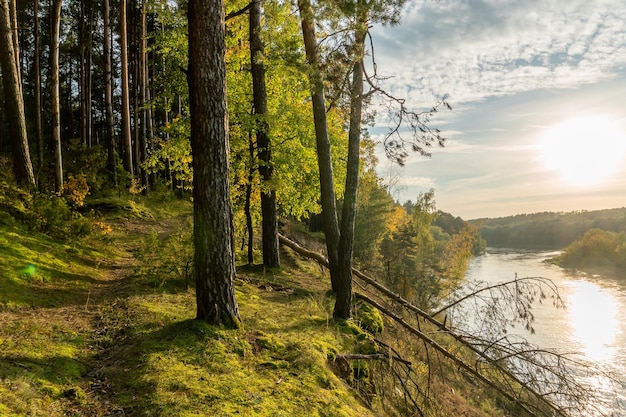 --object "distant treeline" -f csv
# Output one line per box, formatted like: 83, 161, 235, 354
471, 208, 626, 249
